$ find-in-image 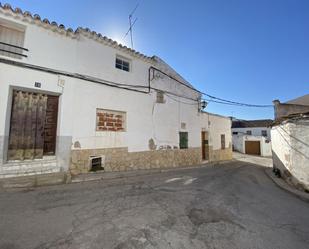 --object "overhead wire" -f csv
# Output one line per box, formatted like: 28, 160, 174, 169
1, 57, 273, 108
149, 67, 273, 108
